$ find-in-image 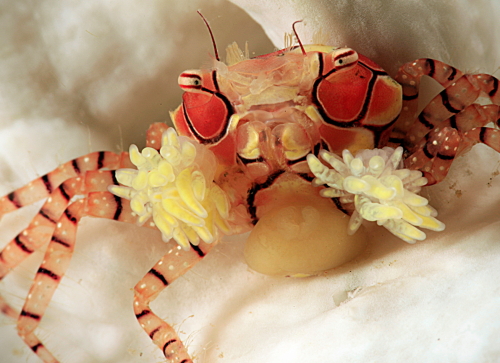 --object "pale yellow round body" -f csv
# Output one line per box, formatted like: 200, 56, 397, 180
244, 190, 368, 277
